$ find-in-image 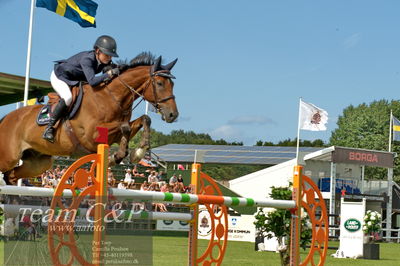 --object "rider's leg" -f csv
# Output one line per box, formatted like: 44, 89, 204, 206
42, 71, 71, 143
50, 71, 73, 106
